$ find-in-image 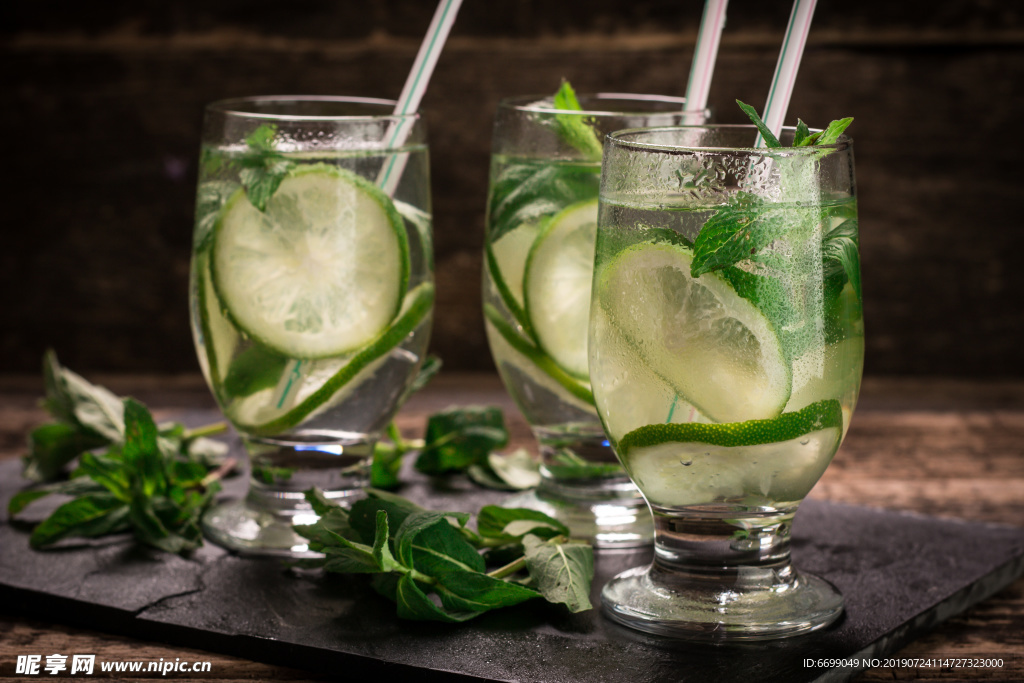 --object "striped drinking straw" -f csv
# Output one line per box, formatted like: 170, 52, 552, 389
684, 0, 729, 116
277, 0, 463, 410
755, 0, 819, 147
376, 0, 464, 196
